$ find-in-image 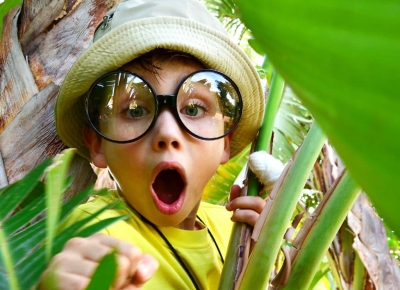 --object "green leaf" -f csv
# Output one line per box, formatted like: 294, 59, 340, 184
2, 184, 45, 236
308, 261, 330, 290
236, 0, 400, 234
248, 37, 266, 56
58, 186, 101, 222
0, 148, 130, 290
8, 217, 47, 263
45, 149, 76, 261
51, 200, 127, 256
86, 250, 117, 290
16, 202, 127, 289
0, 159, 51, 221
0, 226, 19, 290
203, 146, 249, 204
